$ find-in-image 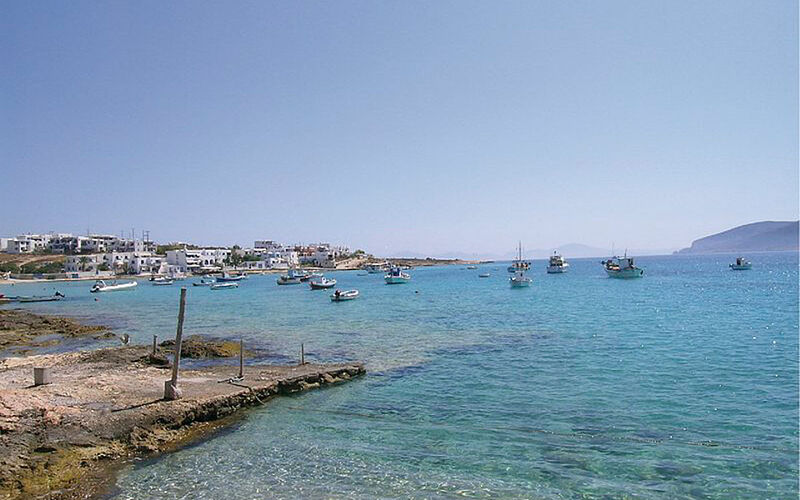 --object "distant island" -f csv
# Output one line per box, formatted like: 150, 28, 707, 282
676, 220, 799, 254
